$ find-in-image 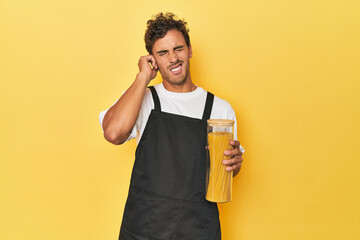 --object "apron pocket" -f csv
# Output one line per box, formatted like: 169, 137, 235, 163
175, 201, 208, 240
121, 190, 152, 237
148, 196, 181, 239
149, 196, 208, 240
